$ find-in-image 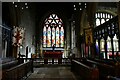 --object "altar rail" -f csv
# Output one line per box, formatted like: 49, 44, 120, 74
33, 58, 71, 66
19, 58, 80, 67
